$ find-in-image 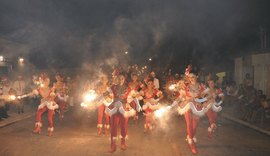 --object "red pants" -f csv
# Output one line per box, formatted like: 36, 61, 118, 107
36, 106, 54, 128
130, 101, 136, 109
58, 101, 66, 117
184, 110, 200, 139
206, 109, 218, 126
110, 113, 127, 141
97, 105, 110, 126
144, 108, 153, 129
